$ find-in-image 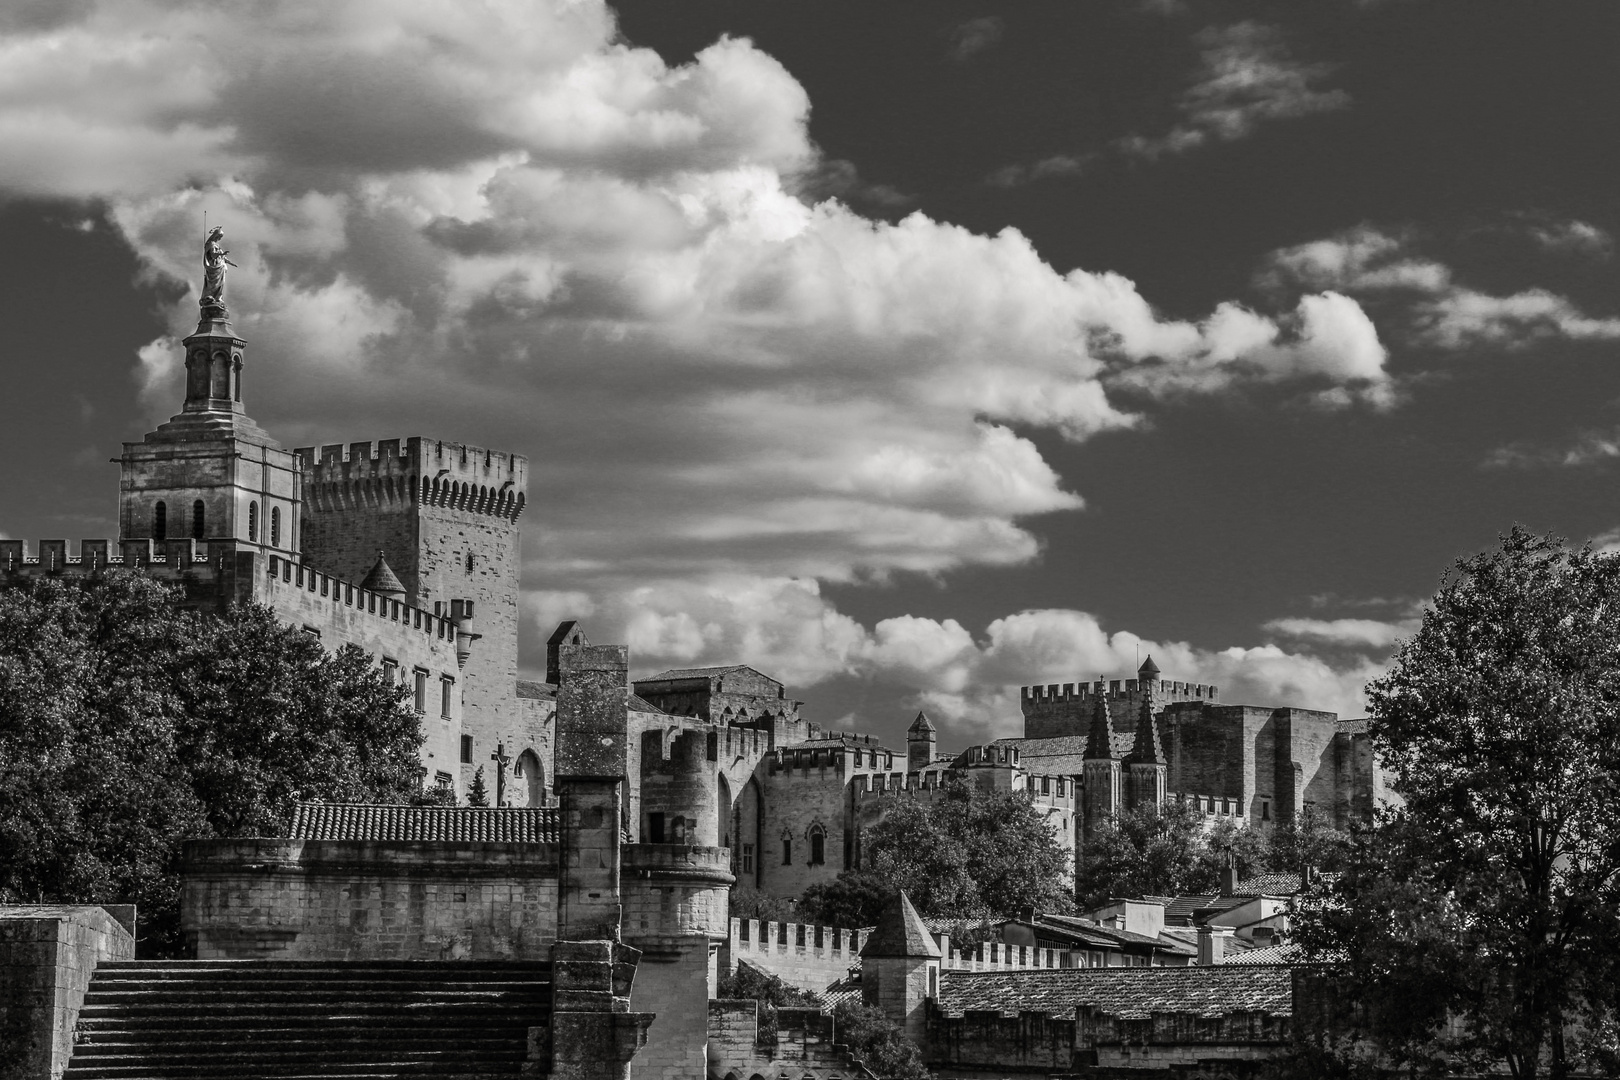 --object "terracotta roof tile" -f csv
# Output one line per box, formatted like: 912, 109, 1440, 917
936, 965, 1293, 1020
1235, 872, 1302, 896
290, 802, 559, 844
1221, 943, 1303, 966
